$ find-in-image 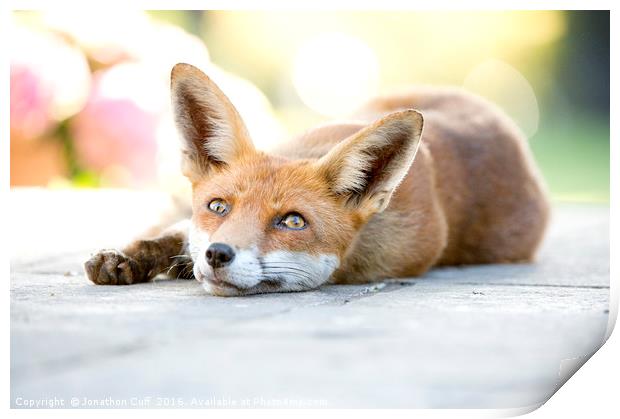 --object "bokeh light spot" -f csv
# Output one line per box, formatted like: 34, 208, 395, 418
463, 59, 540, 138
292, 32, 379, 118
